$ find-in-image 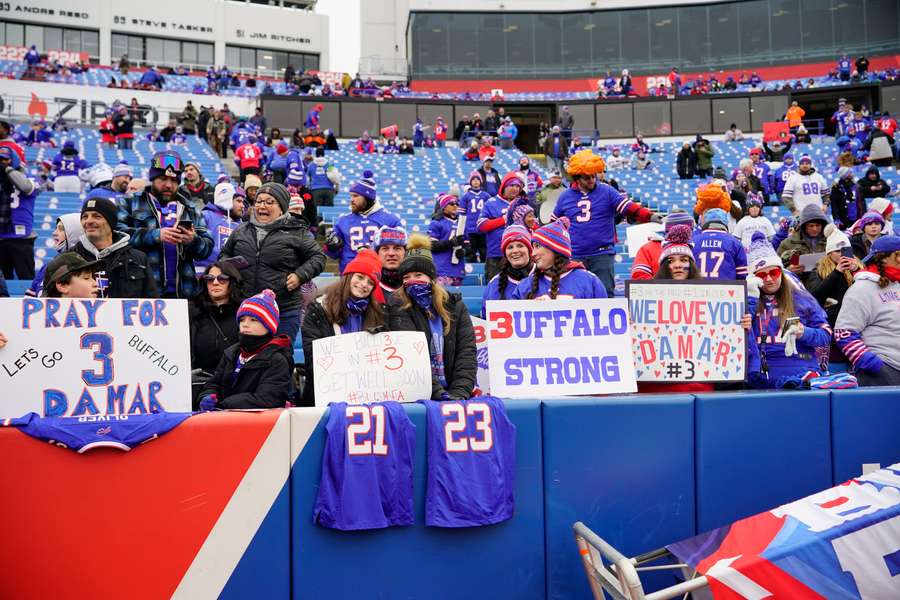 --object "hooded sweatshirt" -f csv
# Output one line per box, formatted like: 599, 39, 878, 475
27, 212, 84, 297
834, 270, 900, 372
